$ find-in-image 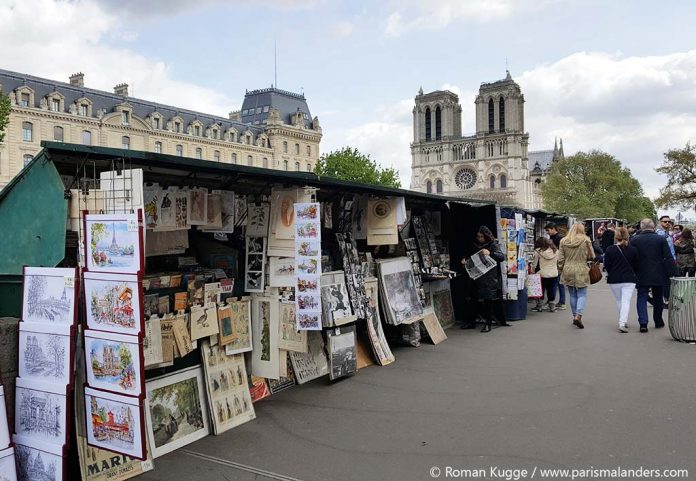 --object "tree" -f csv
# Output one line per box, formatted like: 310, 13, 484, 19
655, 142, 696, 210
541, 150, 655, 223
0, 88, 10, 145
314, 147, 401, 188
